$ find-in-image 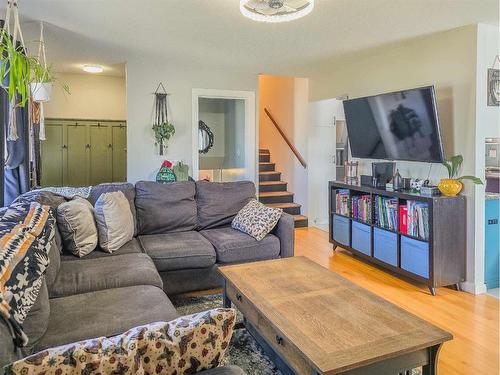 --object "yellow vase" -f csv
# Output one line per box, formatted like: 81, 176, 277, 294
438, 179, 463, 197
